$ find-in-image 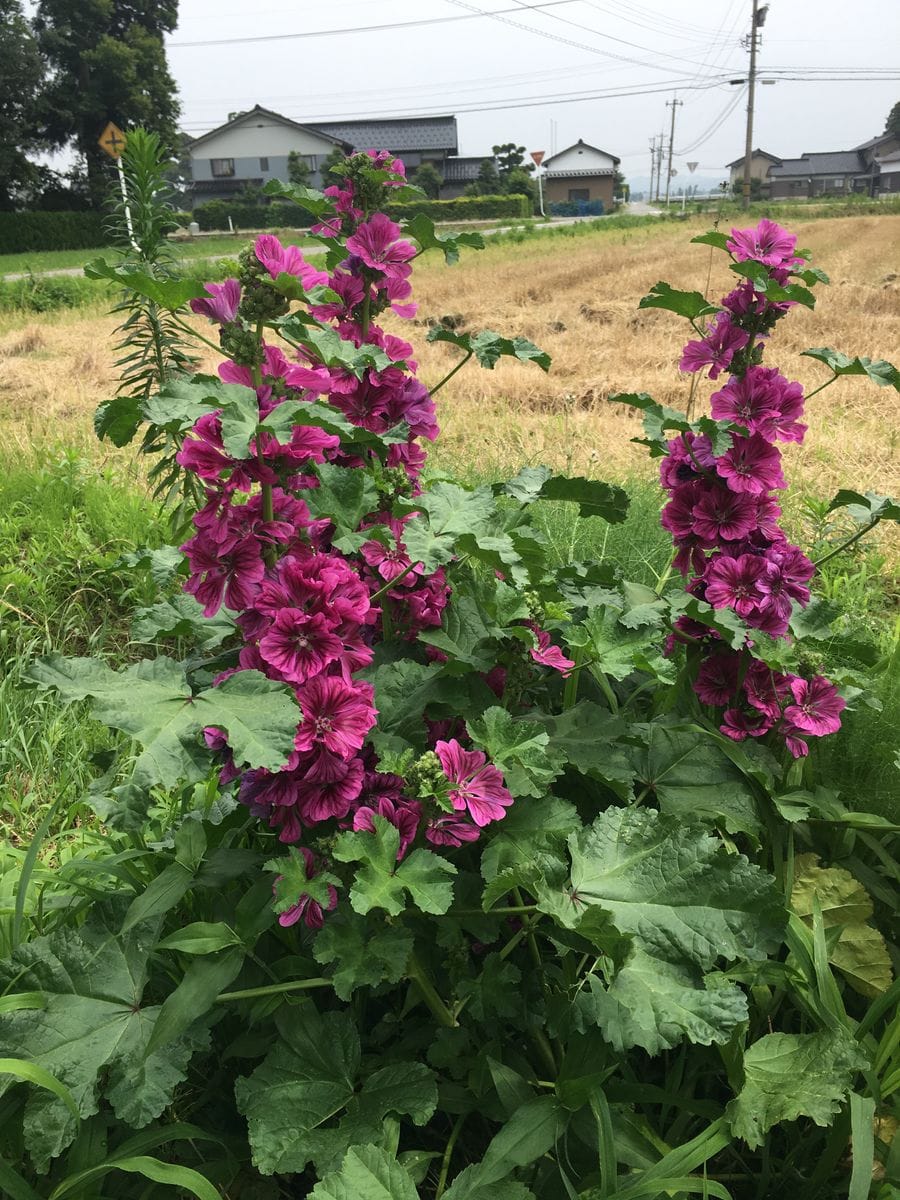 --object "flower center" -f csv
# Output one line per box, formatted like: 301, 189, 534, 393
314, 716, 333, 735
